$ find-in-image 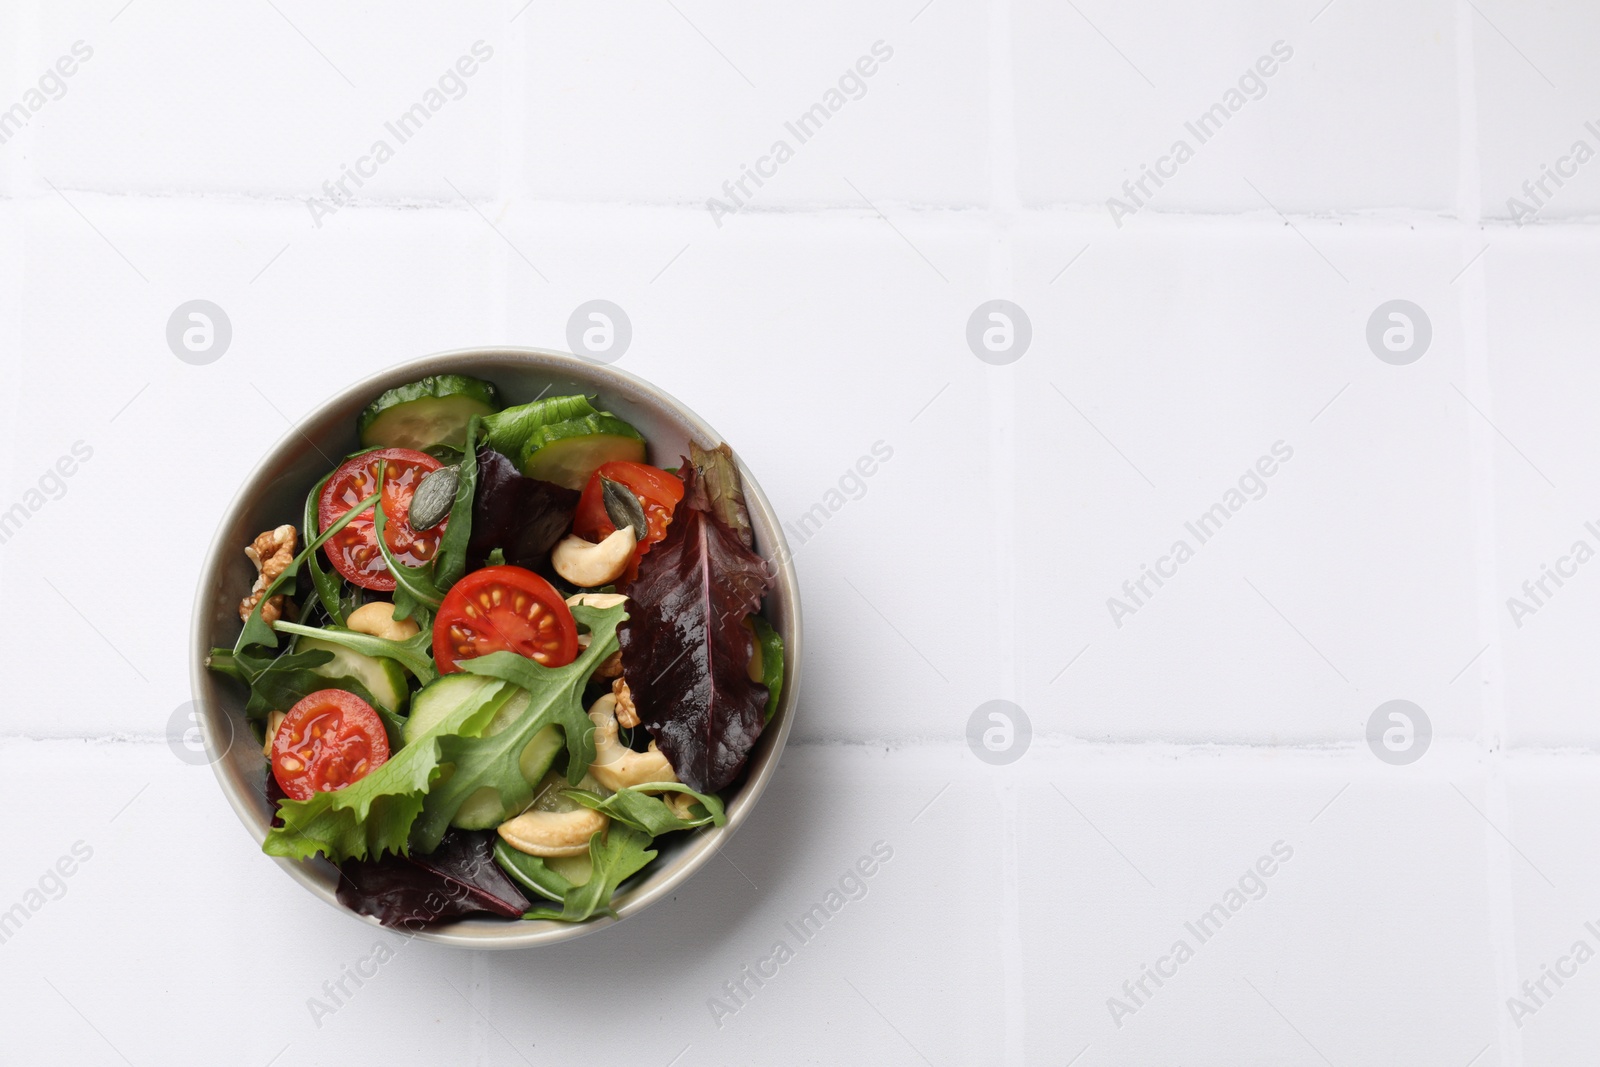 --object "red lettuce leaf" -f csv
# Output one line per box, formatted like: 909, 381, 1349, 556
467, 449, 579, 573
335, 830, 529, 929
618, 464, 773, 792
